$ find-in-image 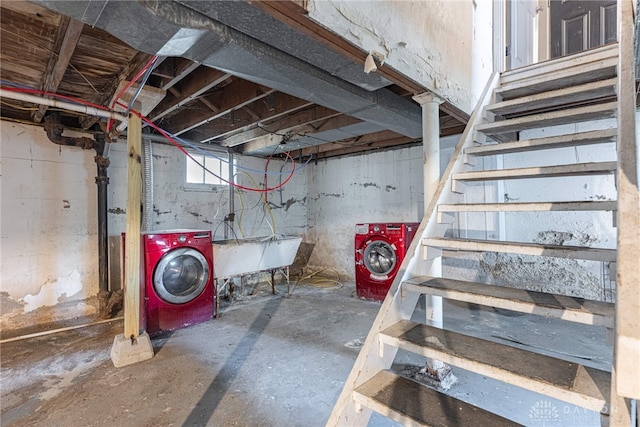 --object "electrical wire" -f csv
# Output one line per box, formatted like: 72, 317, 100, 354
2, 80, 300, 193
124, 56, 158, 116
106, 54, 158, 132
170, 130, 298, 177
233, 171, 276, 237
